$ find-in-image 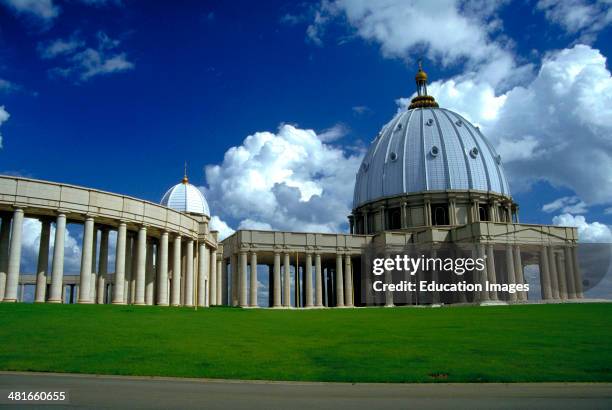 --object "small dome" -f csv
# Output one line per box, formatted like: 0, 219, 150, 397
161, 178, 210, 216
353, 107, 511, 209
